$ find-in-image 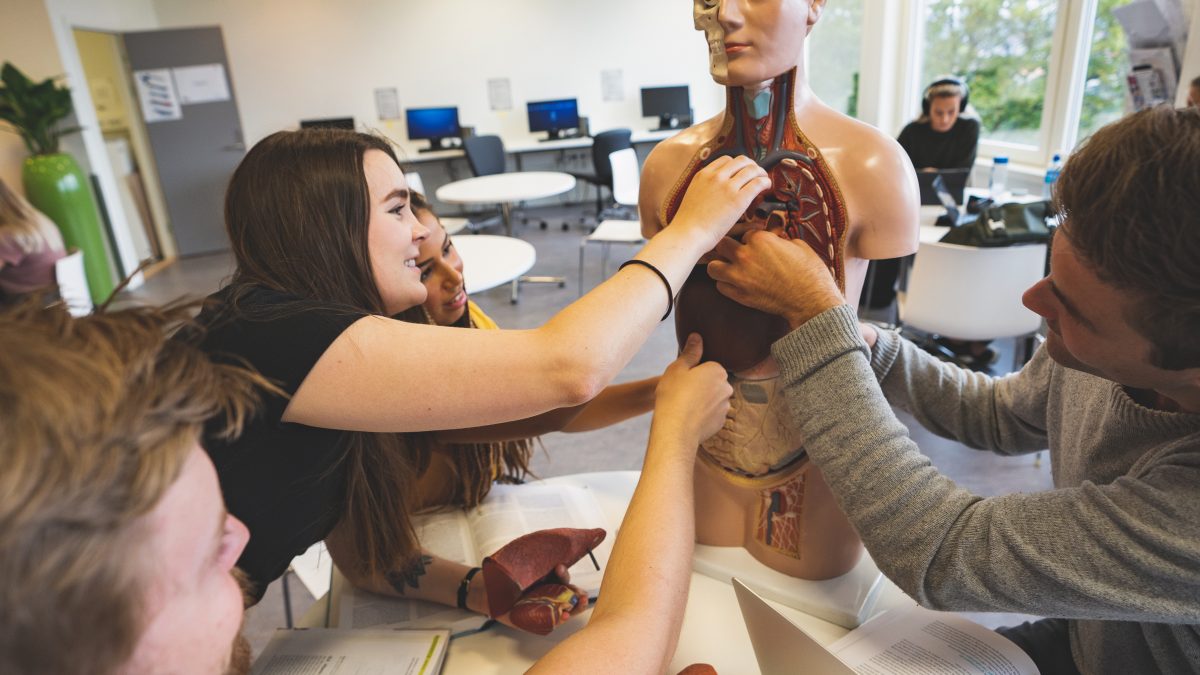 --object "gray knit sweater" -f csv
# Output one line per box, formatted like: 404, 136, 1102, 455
771, 304, 1200, 675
